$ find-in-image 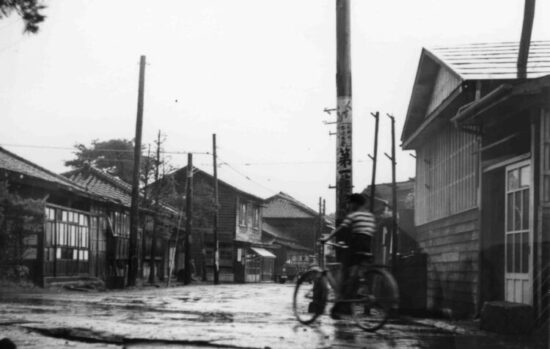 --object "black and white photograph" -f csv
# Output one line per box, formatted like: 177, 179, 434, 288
0, 1, 549, 348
